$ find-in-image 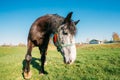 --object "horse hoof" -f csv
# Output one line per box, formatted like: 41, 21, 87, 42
45, 61, 47, 65
39, 71, 48, 75
39, 73, 44, 76
23, 71, 32, 79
